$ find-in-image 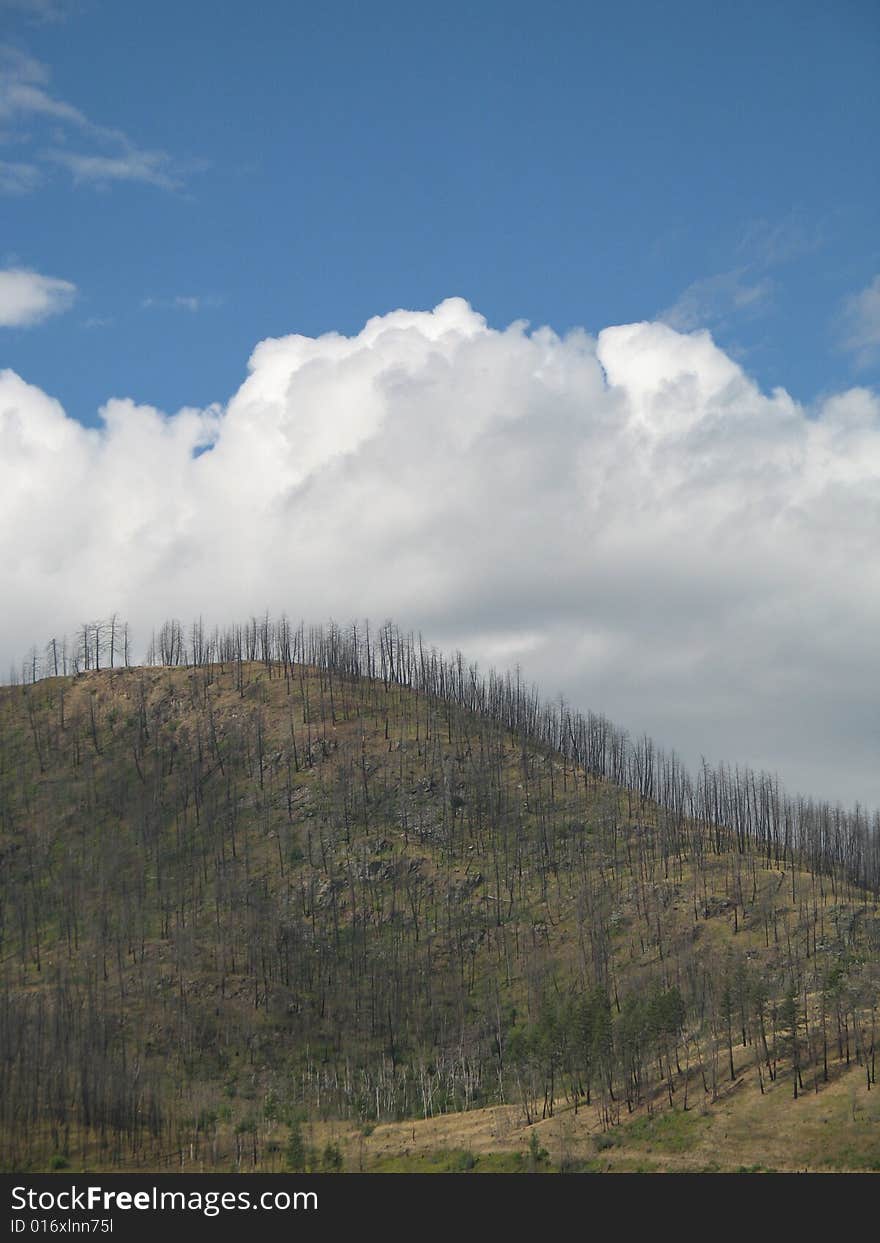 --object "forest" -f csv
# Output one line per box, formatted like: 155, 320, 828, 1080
1, 617, 878, 1173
